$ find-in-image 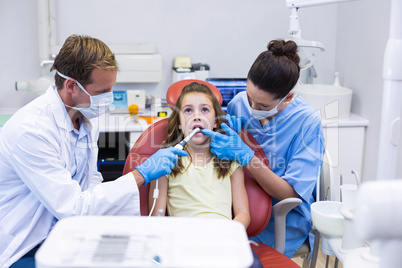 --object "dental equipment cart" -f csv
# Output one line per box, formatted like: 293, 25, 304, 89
35, 216, 253, 268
